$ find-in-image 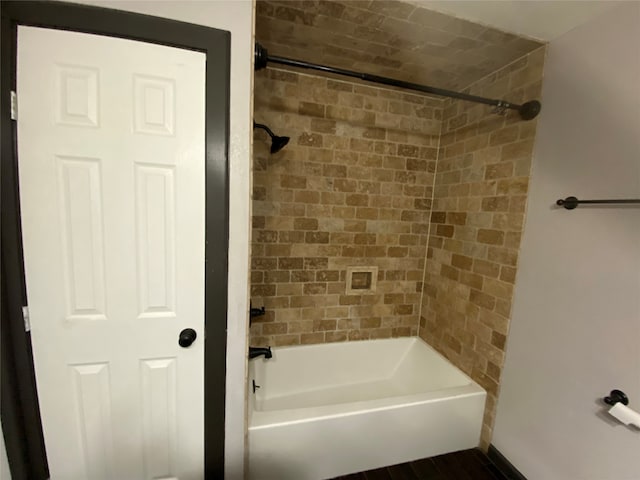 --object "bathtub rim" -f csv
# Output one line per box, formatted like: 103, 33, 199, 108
248, 336, 486, 429
250, 384, 485, 429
